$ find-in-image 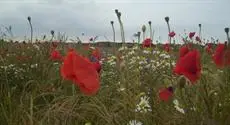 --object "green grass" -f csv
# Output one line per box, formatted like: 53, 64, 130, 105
1, 41, 230, 125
